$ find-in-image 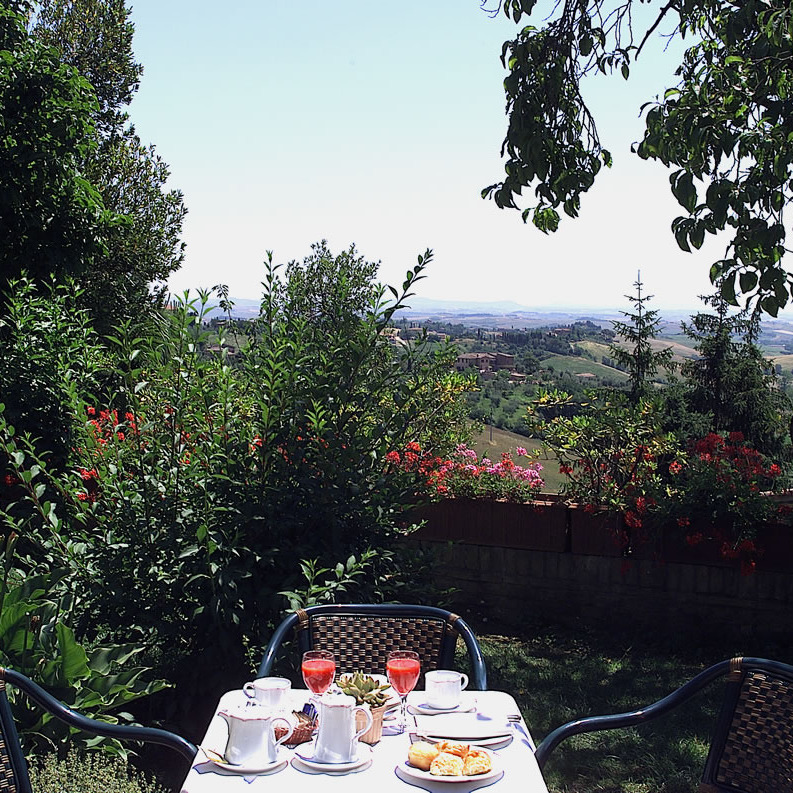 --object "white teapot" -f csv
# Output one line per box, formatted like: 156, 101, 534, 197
313, 690, 372, 763
218, 703, 295, 766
